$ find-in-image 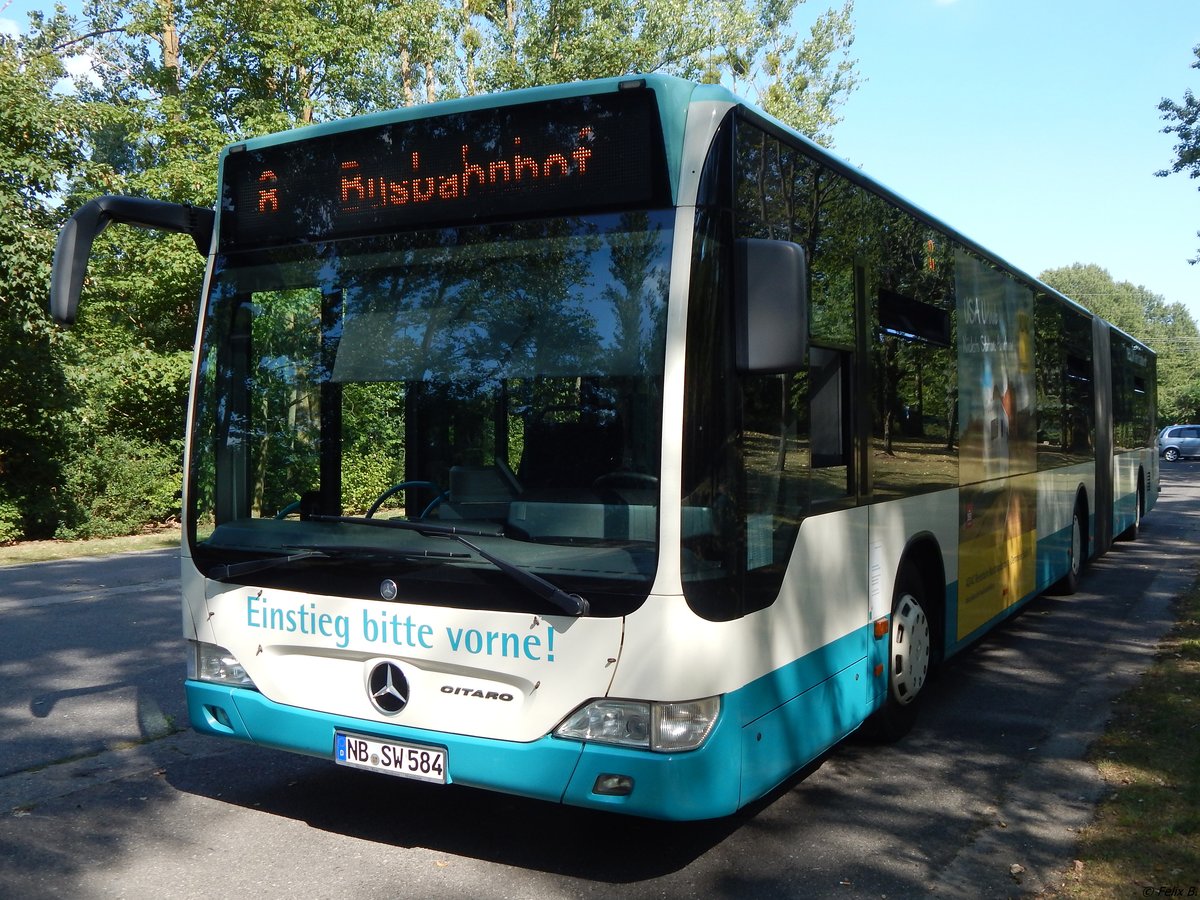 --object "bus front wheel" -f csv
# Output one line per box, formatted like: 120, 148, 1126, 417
868, 563, 932, 742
